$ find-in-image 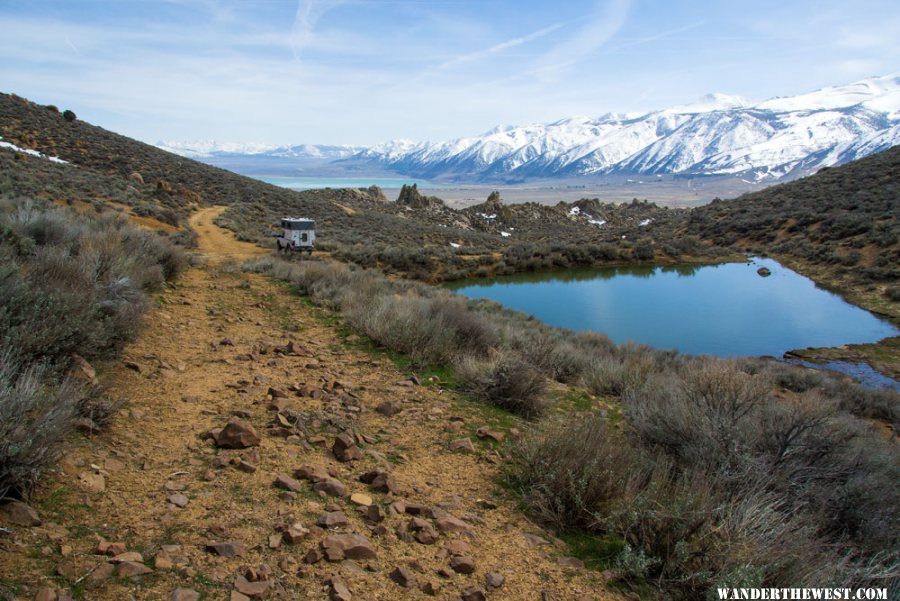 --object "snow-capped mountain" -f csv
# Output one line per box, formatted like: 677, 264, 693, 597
347, 73, 900, 182
156, 139, 363, 160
